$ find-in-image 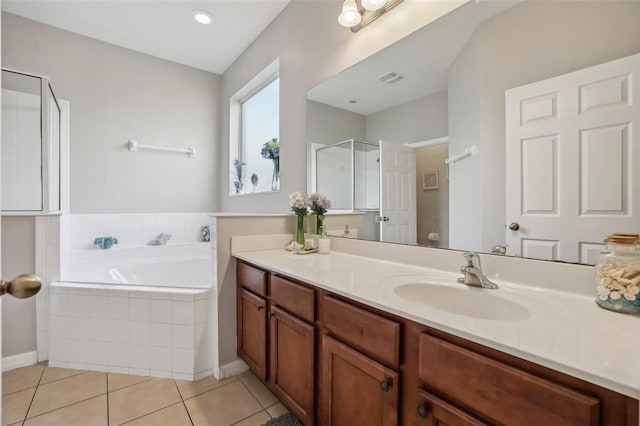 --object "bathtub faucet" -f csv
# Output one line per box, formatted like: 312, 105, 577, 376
94, 236, 118, 249
148, 233, 172, 246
